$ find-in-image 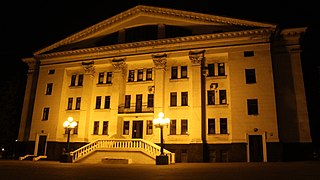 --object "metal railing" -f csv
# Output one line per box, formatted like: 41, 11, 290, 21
118, 103, 154, 114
